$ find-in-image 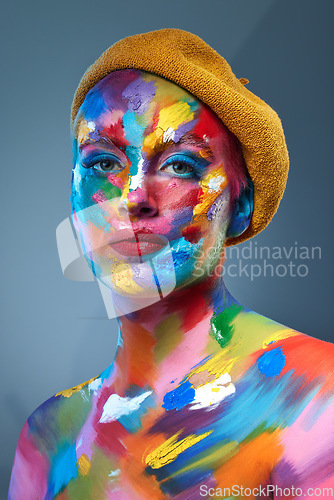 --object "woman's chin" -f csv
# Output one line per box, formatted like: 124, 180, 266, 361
94, 244, 222, 296
96, 267, 176, 302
